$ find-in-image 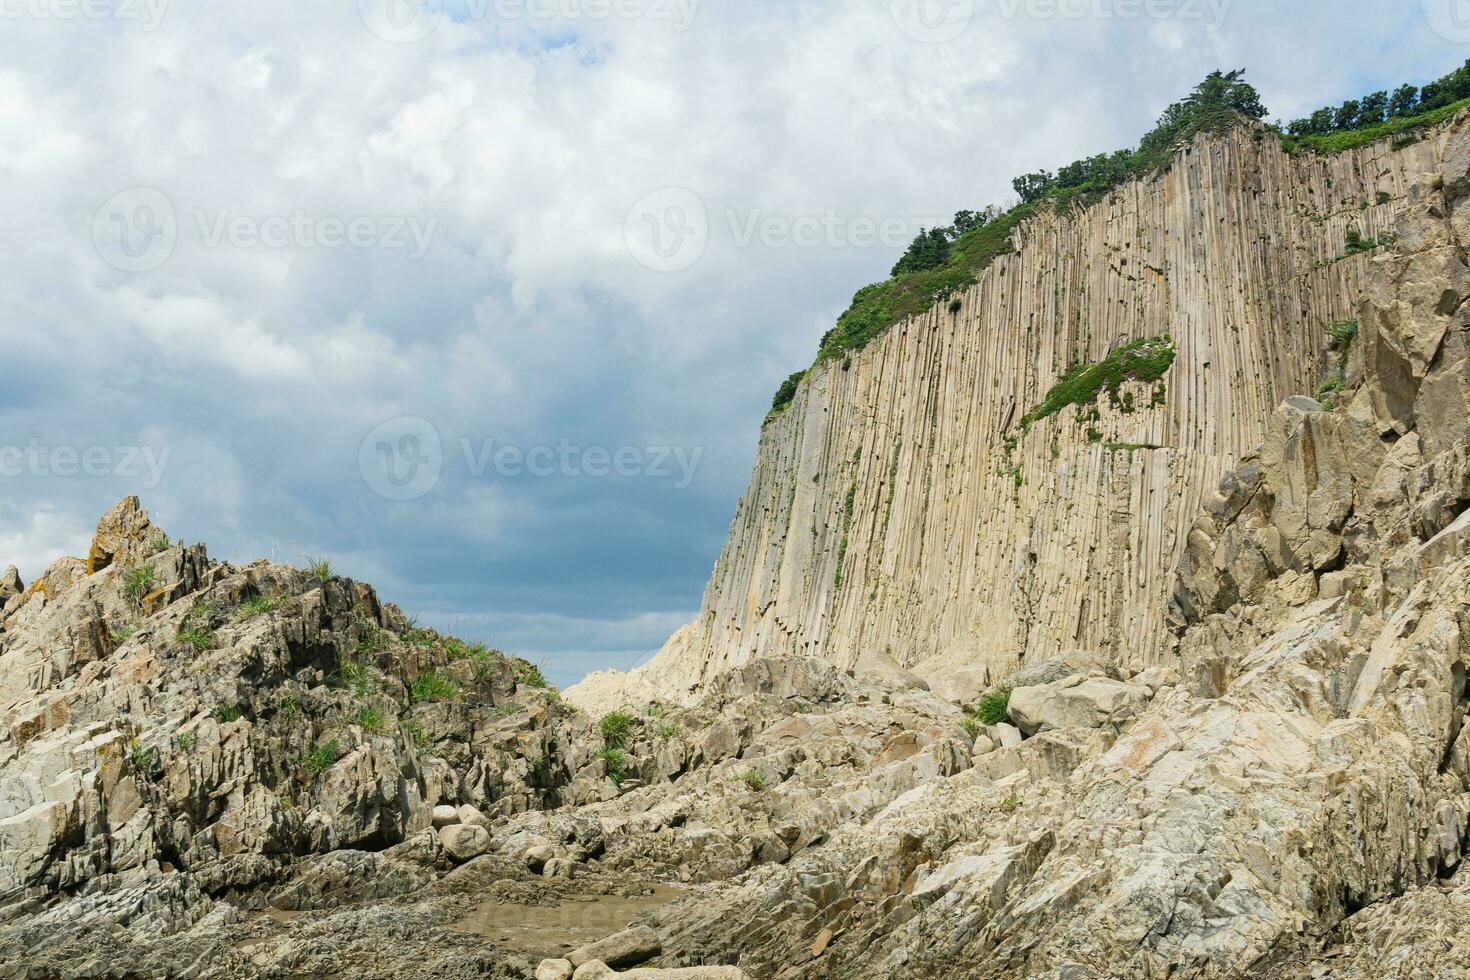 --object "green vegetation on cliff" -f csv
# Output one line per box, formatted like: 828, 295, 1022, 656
1021, 337, 1177, 432
764, 61, 1468, 426
1281, 58, 1470, 152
